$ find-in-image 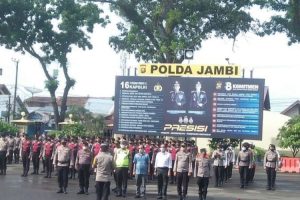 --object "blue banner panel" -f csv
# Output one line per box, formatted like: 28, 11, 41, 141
114, 76, 264, 140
